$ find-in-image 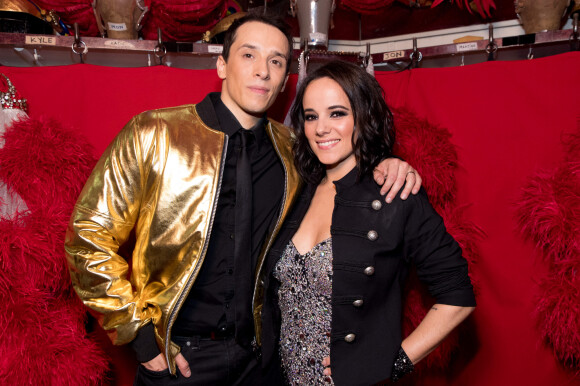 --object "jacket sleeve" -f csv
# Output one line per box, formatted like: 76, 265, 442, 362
65, 114, 154, 345
402, 188, 476, 307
